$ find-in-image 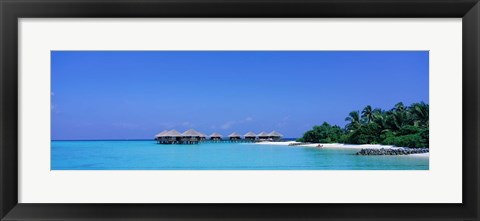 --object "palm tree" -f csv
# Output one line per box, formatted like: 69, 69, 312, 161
372, 108, 383, 120
361, 105, 374, 124
409, 102, 429, 127
372, 108, 389, 131
389, 102, 408, 130
393, 102, 406, 113
391, 111, 406, 130
345, 111, 361, 131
